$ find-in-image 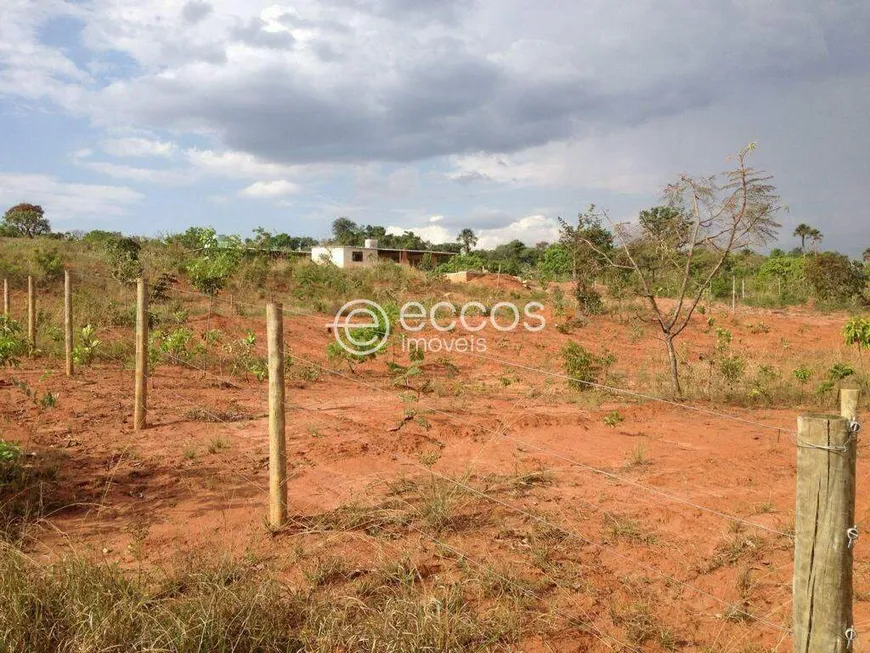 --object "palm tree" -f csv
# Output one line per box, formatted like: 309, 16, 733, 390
808, 228, 823, 253
793, 223, 812, 253
456, 228, 478, 254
